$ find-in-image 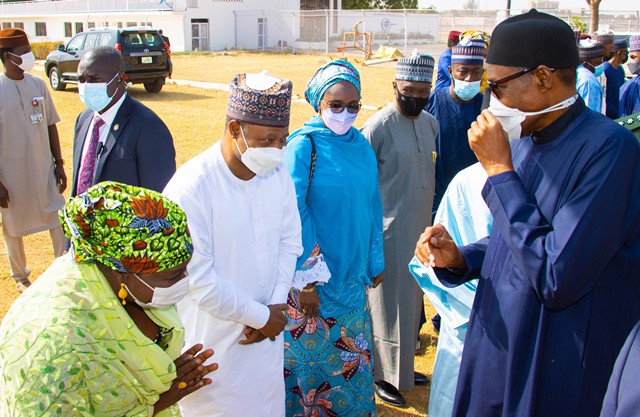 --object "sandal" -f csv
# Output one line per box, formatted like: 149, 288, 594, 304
15, 278, 31, 293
